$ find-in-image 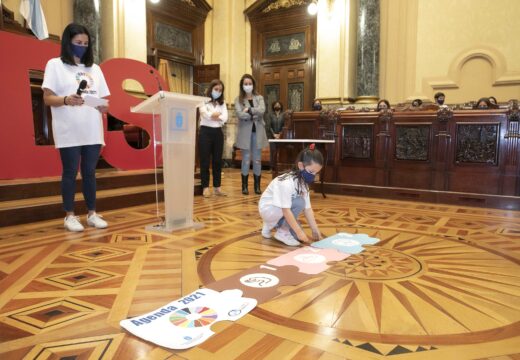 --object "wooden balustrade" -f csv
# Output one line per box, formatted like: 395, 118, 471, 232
282, 103, 520, 209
